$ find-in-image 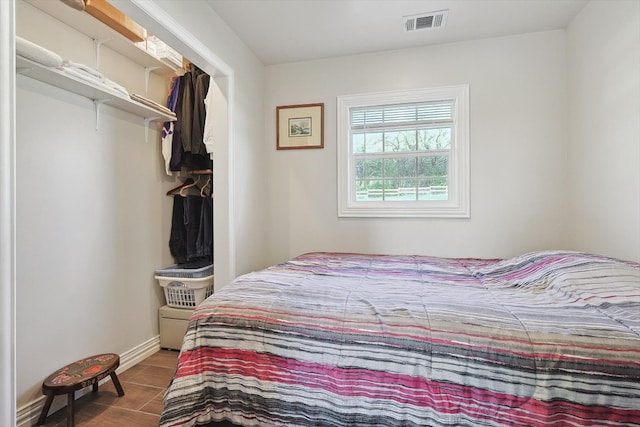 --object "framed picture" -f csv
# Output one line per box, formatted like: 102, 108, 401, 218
276, 103, 324, 150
